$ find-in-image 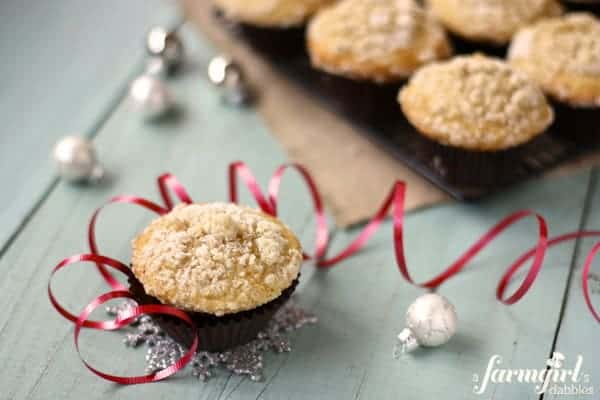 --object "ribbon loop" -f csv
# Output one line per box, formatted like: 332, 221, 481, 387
48, 254, 135, 328
582, 242, 600, 324
229, 161, 273, 214
268, 163, 329, 261
157, 173, 193, 210
88, 195, 168, 290
74, 290, 198, 384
